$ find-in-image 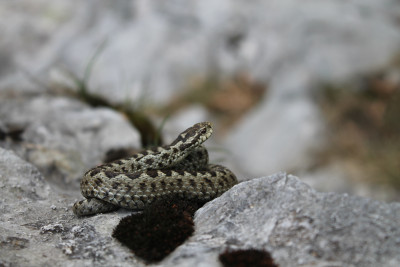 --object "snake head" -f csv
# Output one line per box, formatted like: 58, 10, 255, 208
170, 122, 213, 148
